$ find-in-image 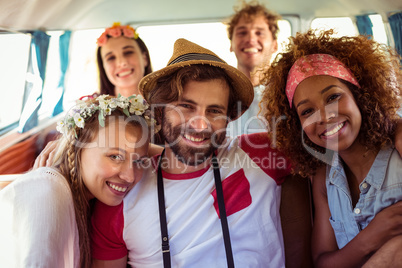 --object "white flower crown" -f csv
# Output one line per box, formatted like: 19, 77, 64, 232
56, 94, 157, 137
